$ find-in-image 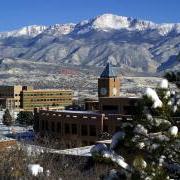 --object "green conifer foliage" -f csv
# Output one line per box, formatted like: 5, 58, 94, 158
16, 111, 34, 126
92, 79, 180, 179
3, 109, 13, 126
